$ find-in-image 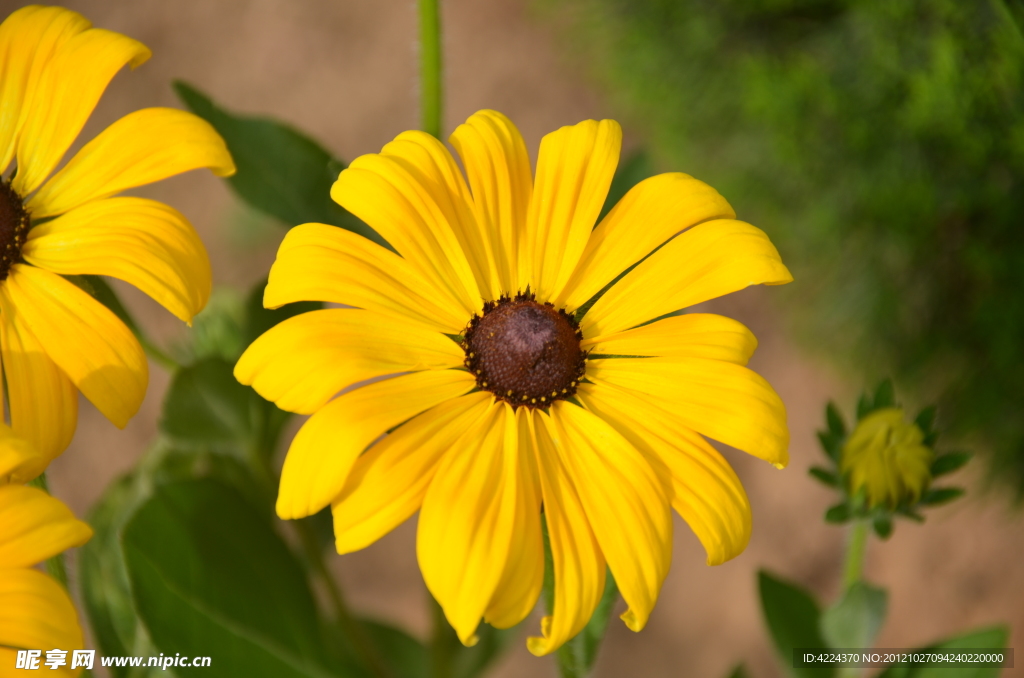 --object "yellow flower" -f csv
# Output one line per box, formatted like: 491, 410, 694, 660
236, 111, 791, 654
0, 5, 235, 473
841, 408, 933, 509
0, 427, 92, 676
